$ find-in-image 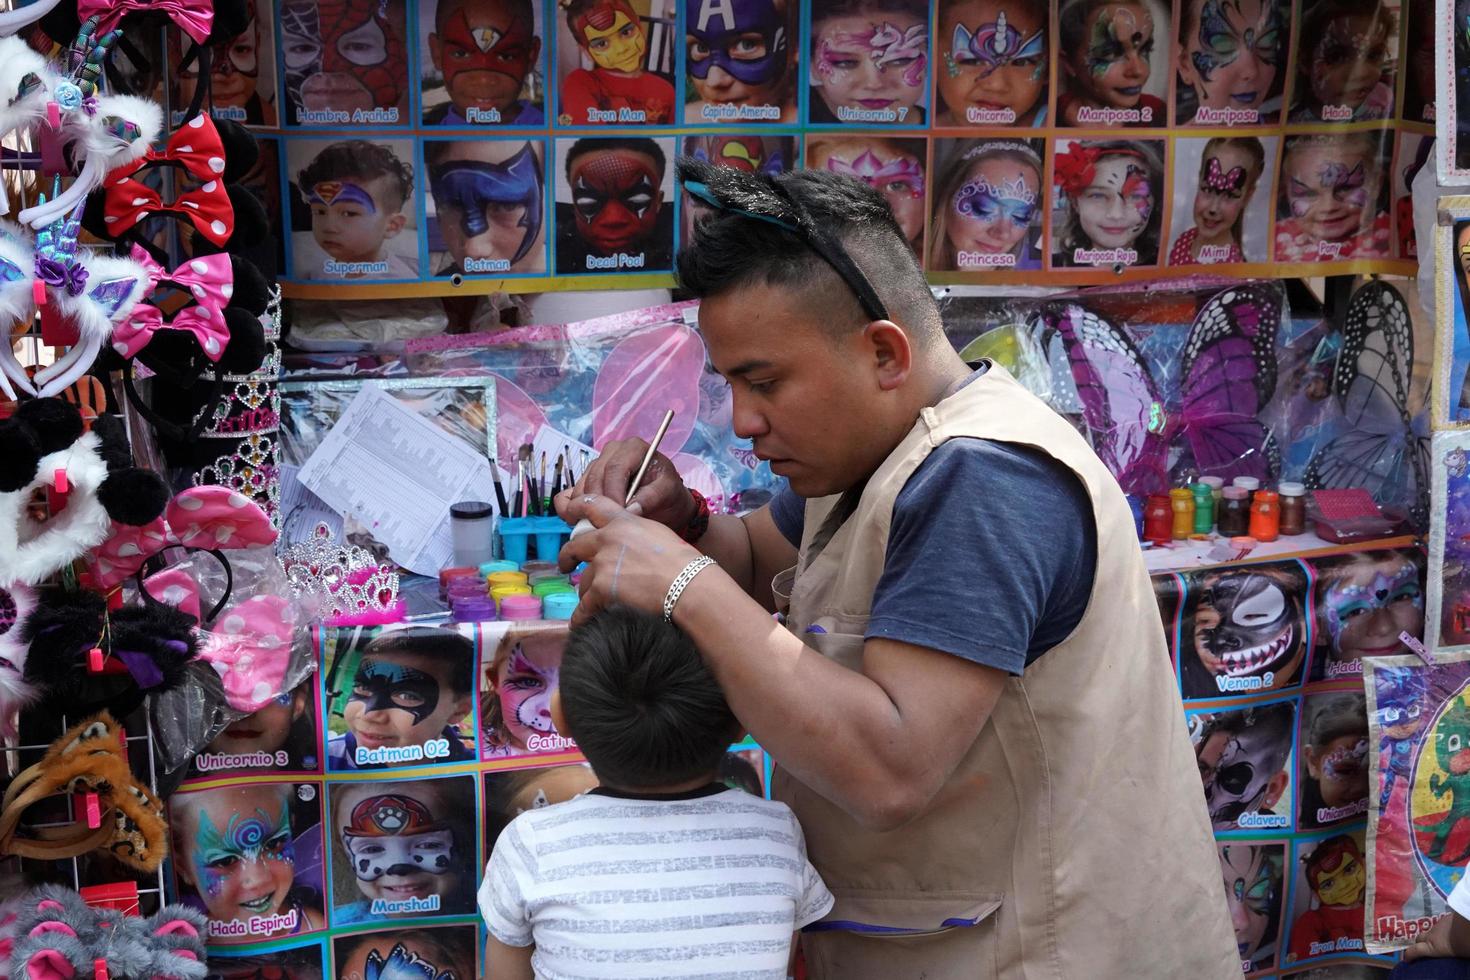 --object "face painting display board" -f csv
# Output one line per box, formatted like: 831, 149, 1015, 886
160, 620, 770, 977
1154, 543, 1424, 976
174, 0, 1424, 298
